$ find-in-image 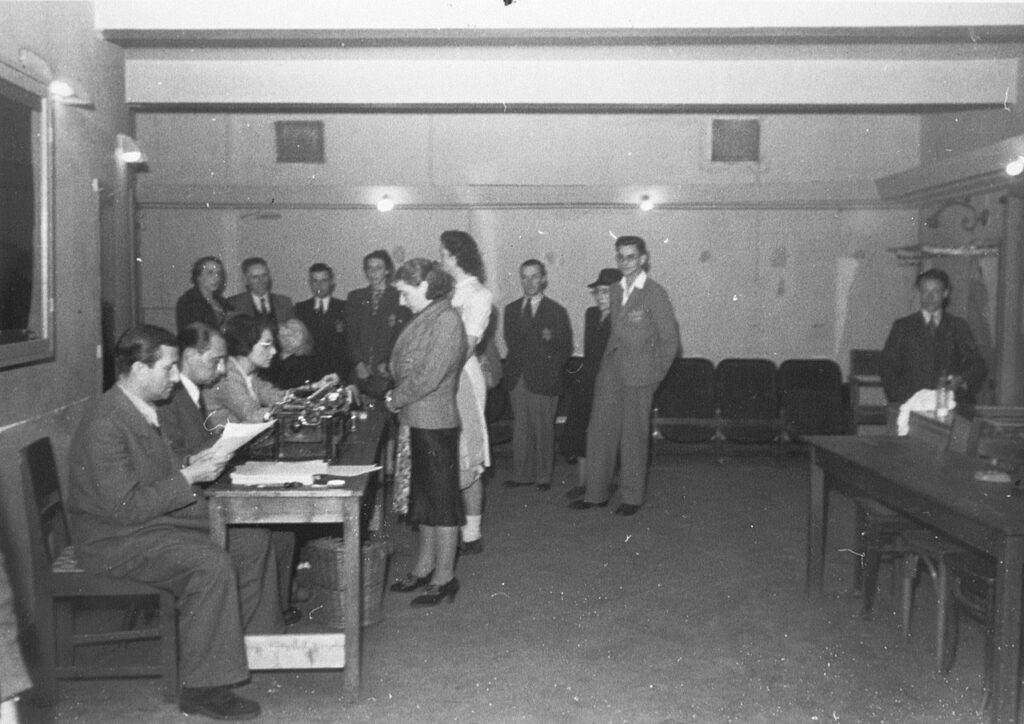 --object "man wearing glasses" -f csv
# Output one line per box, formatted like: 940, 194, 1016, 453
570, 236, 679, 516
